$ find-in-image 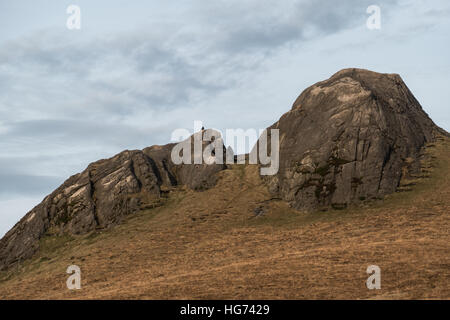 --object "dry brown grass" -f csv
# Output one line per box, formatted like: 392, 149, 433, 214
0, 137, 449, 299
